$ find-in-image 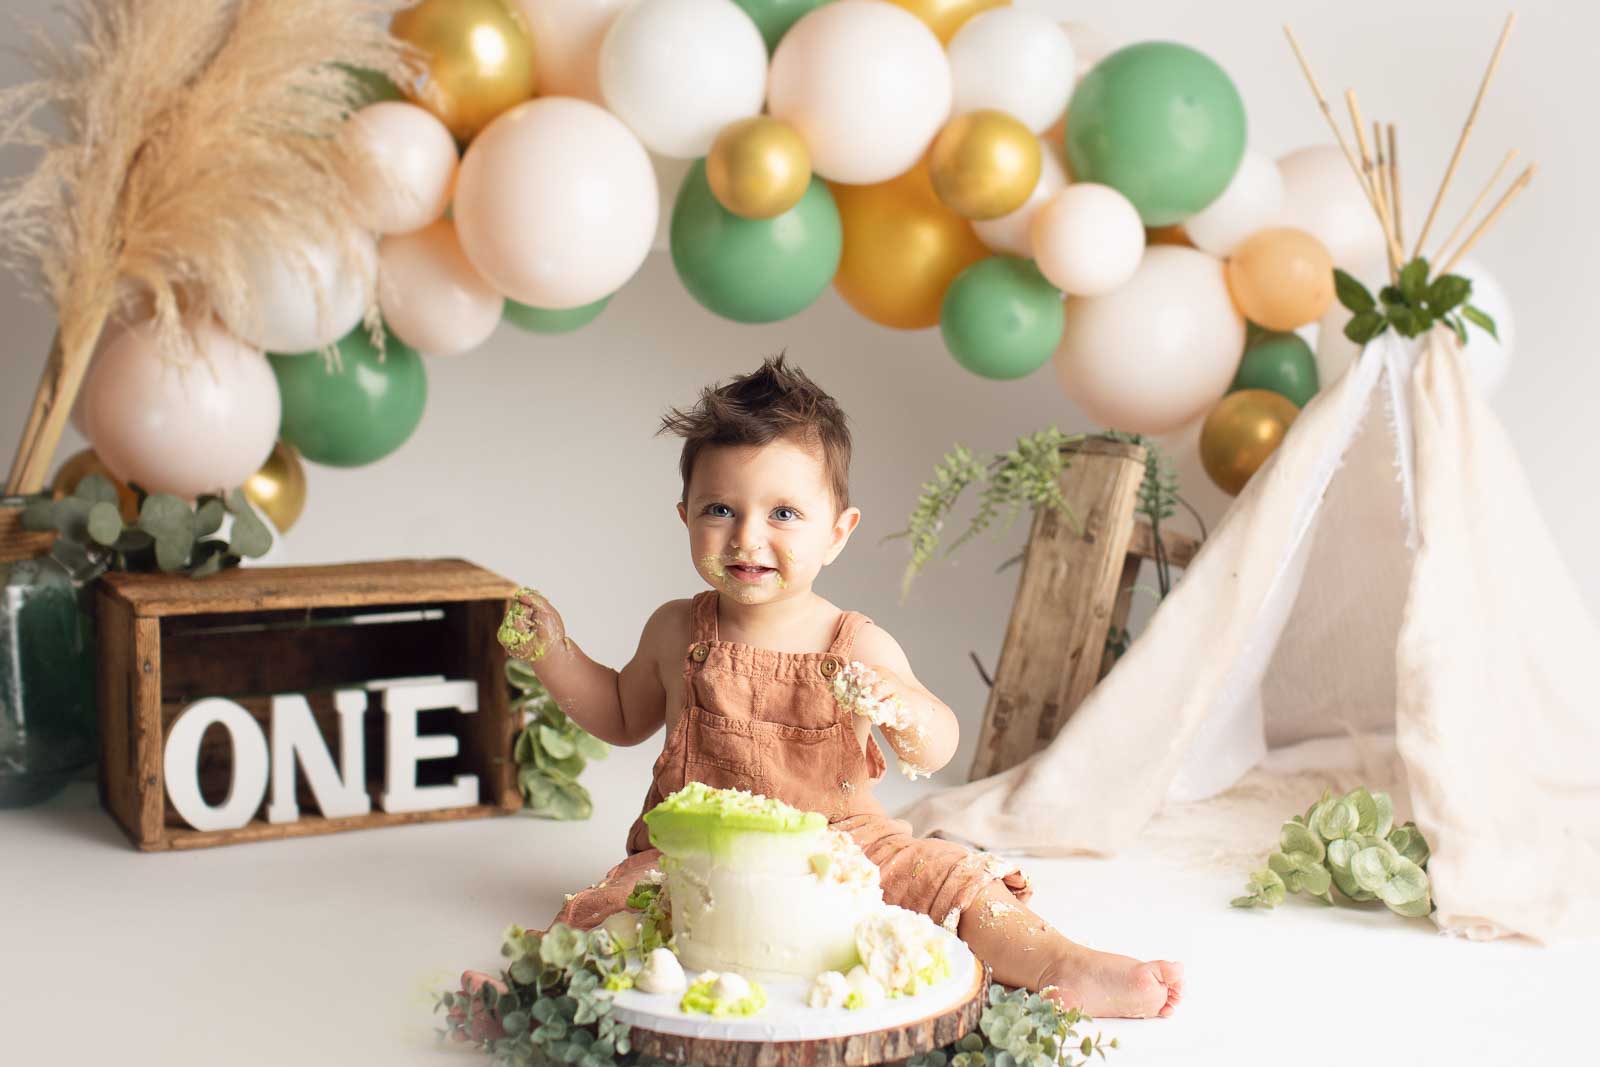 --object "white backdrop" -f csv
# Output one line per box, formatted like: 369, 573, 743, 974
1, 0, 1592, 797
